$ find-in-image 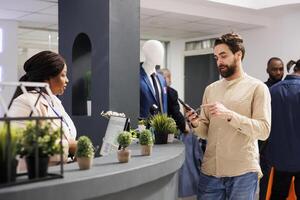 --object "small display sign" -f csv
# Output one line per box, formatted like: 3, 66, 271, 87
100, 116, 127, 156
